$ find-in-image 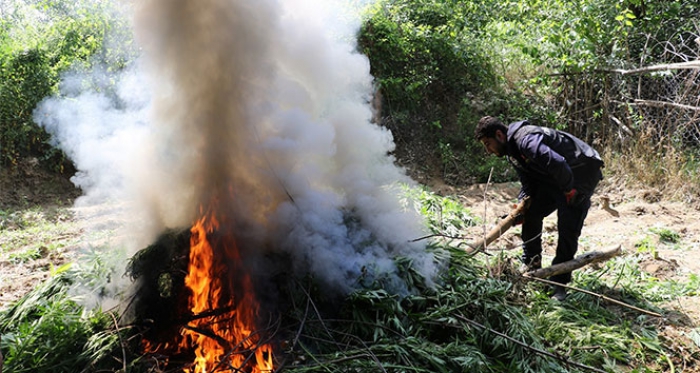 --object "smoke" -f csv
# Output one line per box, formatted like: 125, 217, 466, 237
34, 0, 437, 295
